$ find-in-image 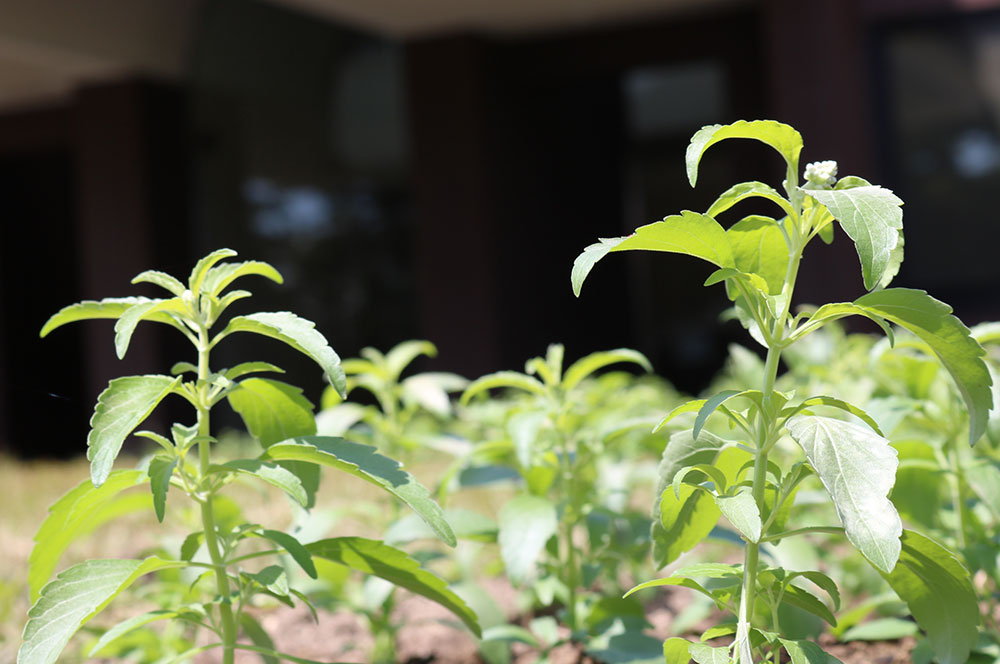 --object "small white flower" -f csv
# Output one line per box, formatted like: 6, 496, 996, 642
805, 160, 838, 187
